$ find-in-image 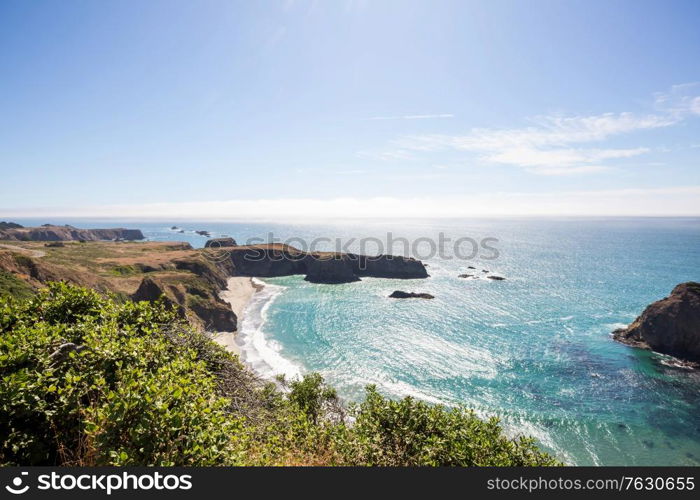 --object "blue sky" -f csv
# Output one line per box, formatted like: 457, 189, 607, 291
1, 0, 699, 218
